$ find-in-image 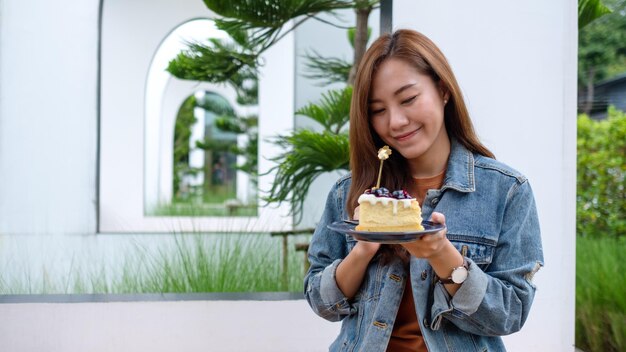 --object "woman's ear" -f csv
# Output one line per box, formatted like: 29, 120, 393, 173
438, 81, 450, 102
